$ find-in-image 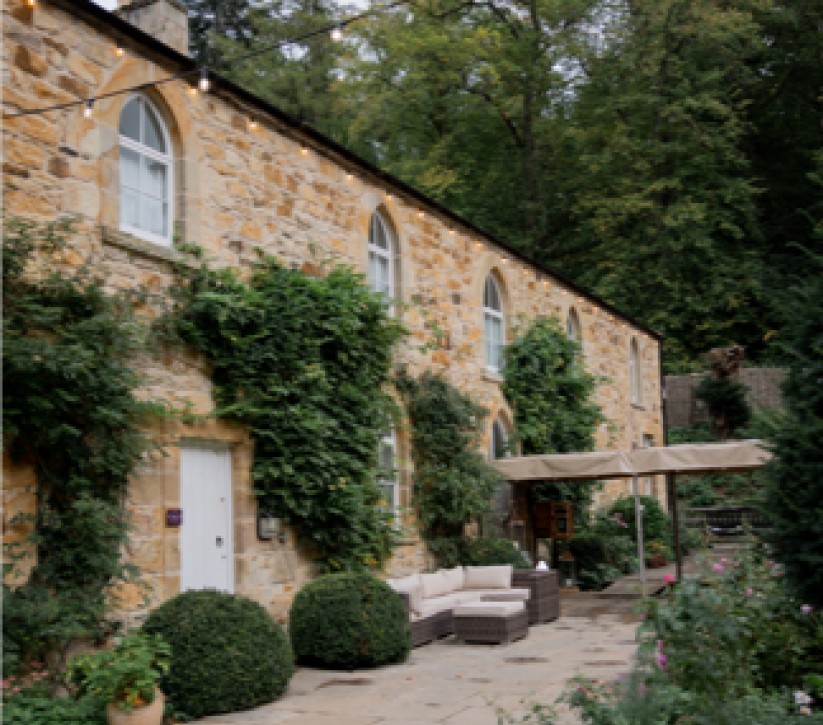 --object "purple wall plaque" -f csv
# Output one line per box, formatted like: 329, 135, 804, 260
166, 508, 183, 527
